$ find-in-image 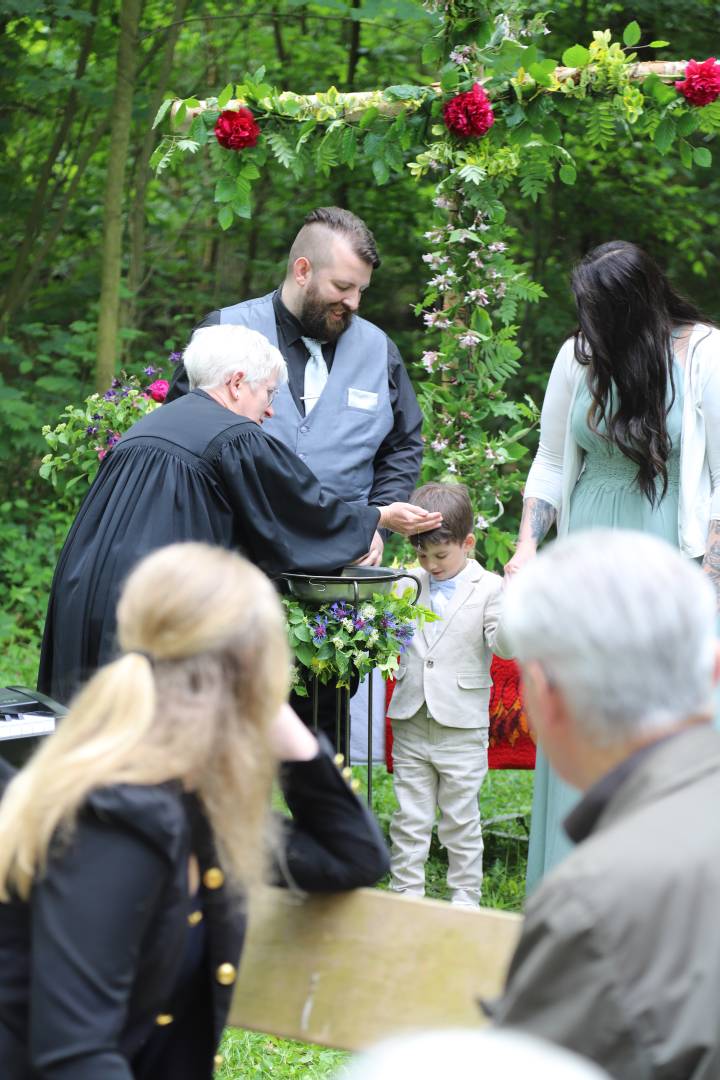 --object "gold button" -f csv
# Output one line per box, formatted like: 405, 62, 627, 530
216, 962, 237, 986
334, 752, 344, 766
342, 766, 352, 780
155, 1013, 174, 1026
203, 867, 225, 890
187, 909, 203, 926
350, 778, 361, 793
214, 1054, 225, 1068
